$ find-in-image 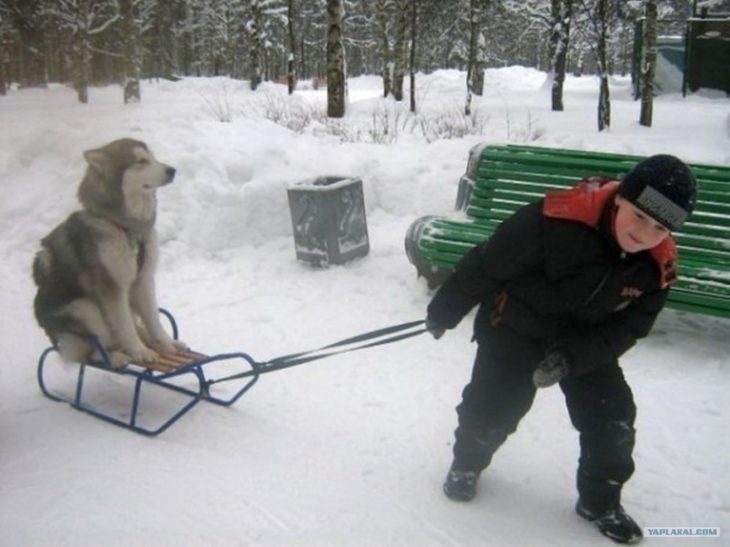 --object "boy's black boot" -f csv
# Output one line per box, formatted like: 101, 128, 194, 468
576, 499, 643, 544
443, 465, 479, 502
